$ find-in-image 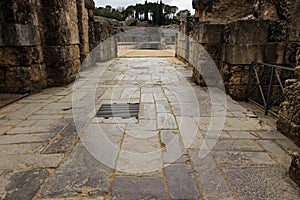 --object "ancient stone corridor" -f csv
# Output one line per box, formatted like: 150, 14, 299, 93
0, 52, 299, 199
